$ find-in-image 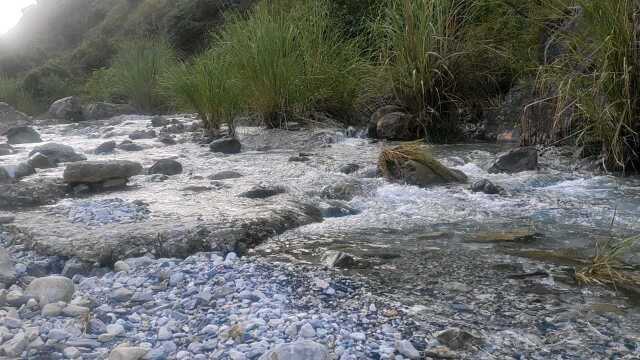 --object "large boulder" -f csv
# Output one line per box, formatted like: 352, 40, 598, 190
259, 341, 329, 360
210, 137, 242, 154
0, 178, 66, 209
48, 96, 85, 122
0, 247, 16, 285
379, 145, 467, 187
85, 102, 135, 120
29, 143, 86, 164
64, 160, 143, 184
5, 126, 42, 144
488, 147, 538, 173
147, 159, 183, 176
25, 275, 75, 305
0, 102, 30, 135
